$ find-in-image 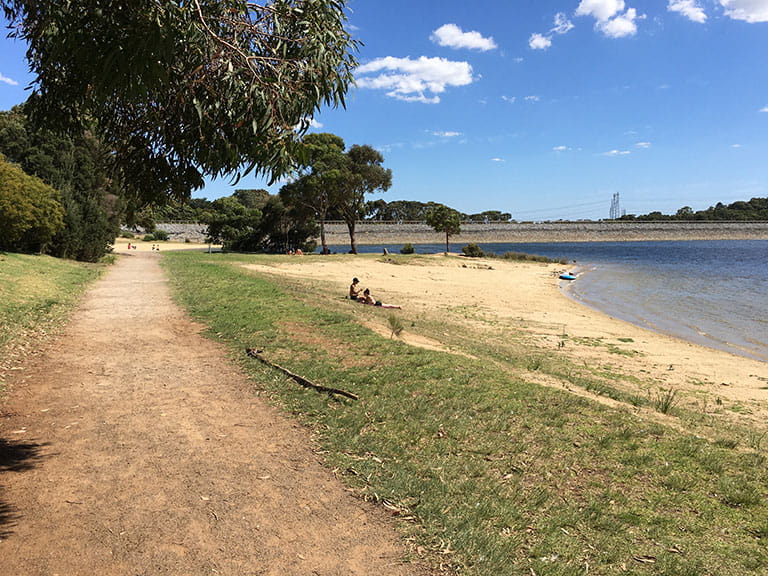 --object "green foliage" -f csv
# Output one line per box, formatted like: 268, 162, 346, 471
400, 243, 415, 254
201, 191, 316, 253
0, 106, 120, 261
334, 144, 392, 253
461, 243, 485, 258
365, 199, 452, 221
282, 133, 391, 254
387, 313, 404, 338
0, 154, 64, 253
2, 0, 359, 205
142, 234, 155, 242
153, 230, 169, 241
620, 197, 768, 221
425, 205, 462, 252
280, 133, 347, 254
